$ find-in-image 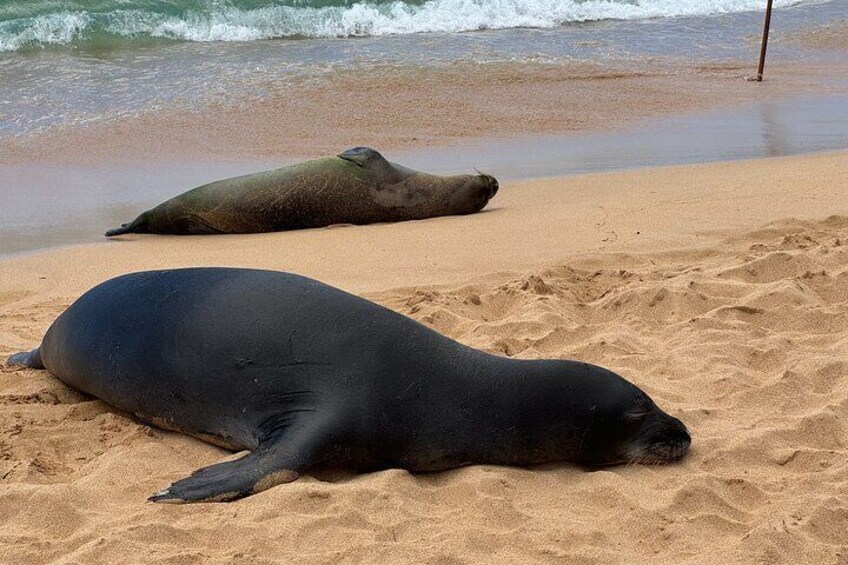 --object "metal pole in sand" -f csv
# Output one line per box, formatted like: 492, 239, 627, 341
751, 0, 775, 81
